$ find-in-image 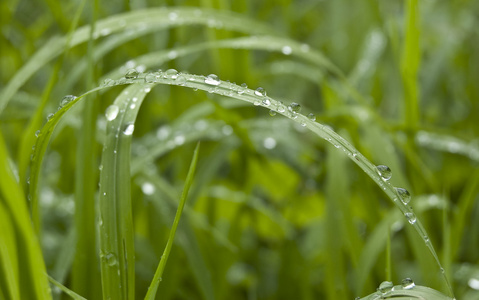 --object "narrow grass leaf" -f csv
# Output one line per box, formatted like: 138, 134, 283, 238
48, 276, 87, 300
145, 142, 201, 300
